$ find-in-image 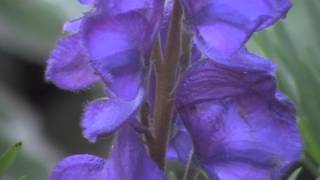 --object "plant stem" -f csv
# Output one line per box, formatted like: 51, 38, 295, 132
140, 102, 154, 151
180, 31, 192, 71
151, 0, 183, 170
182, 150, 199, 180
